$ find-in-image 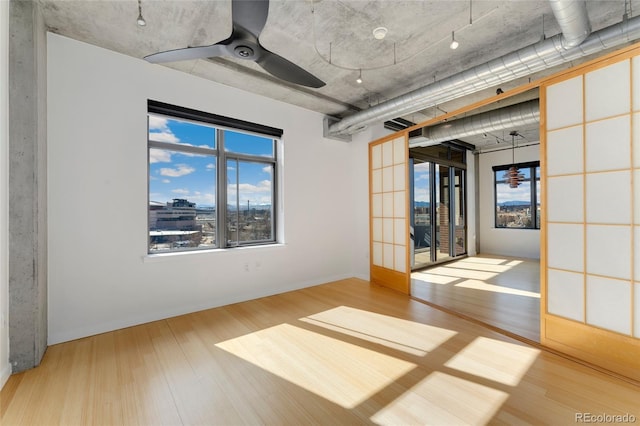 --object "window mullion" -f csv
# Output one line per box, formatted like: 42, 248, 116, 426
235, 161, 240, 245
218, 128, 226, 248
149, 140, 215, 156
